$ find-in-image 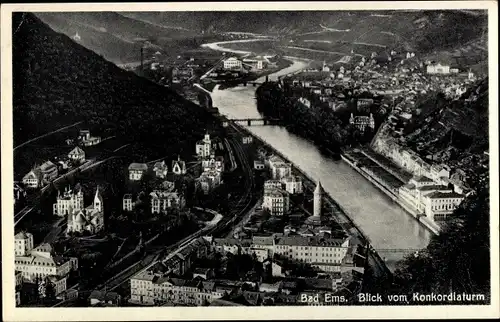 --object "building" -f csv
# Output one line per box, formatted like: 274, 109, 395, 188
196, 133, 212, 158
15, 242, 78, 283
298, 97, 311, 108
68, 146, 85, 163
268, 155, 292, 180
196, 170, 222, 194
429, 163, 451, 185
128, 163, 148, 181
254, 160, 265, 170
349, 113, 375, 132
40, 160, 58, 180
150, 190, 186, 214
263, 188, 290, 216
79, 129, 101, 146
274, 236, 351, 271
89, 290, 122, 307
242, 56, 266, 70
130, 237, 213, 305
153, 161, 168, 179
398, 176, 454, 214
172, 156, 187, 175
53, 185, 84, 217
357, 98, 374, 110
282, 175, 303, 194
123, 194, 136, 212
22, 168, 43, 188
422, 191, 465, 222
66, 187, 104, 235
15, 231, 34, 256
202, 154, 225, 173
426, 63, 450, 75
264, 180, 284, 190
223, 57, 242, 70
214, 235, 352, 272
